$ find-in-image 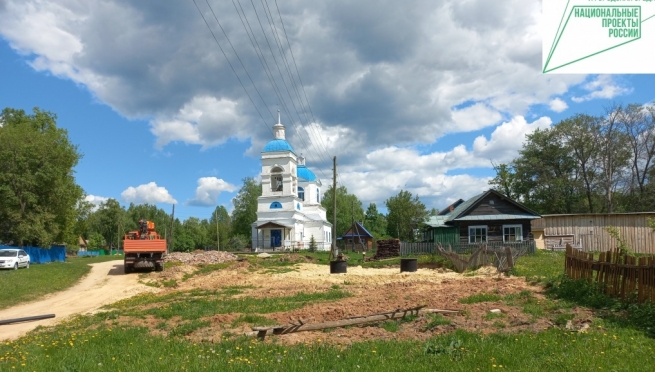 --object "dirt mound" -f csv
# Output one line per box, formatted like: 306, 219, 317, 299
165, 251, 238, 265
